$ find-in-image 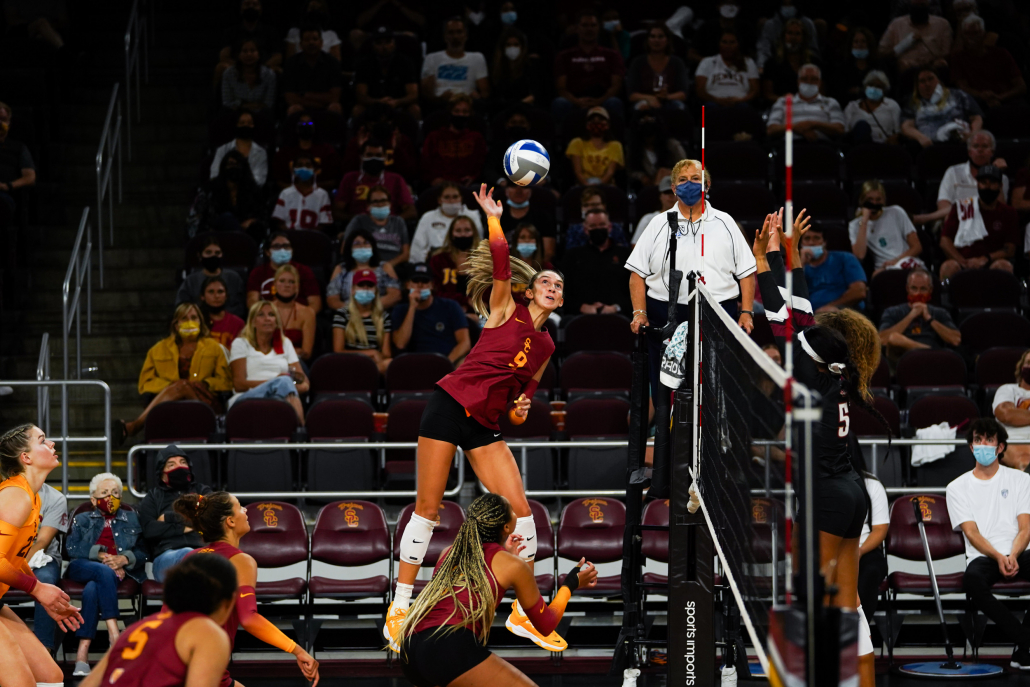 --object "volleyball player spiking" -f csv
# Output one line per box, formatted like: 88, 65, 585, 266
384, 183, 567, 653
